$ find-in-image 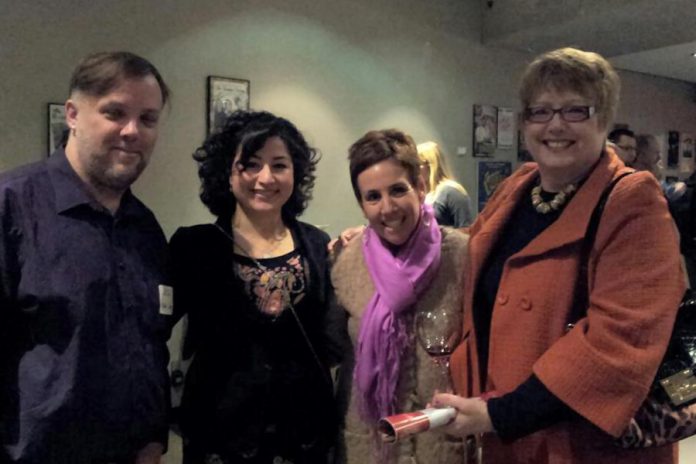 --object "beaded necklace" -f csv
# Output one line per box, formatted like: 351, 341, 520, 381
530, 183, 577, 214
